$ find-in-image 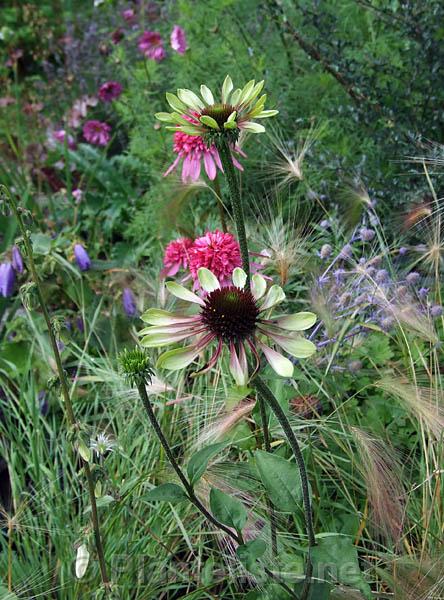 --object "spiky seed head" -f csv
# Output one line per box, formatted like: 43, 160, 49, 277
119, 347, 153, 387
